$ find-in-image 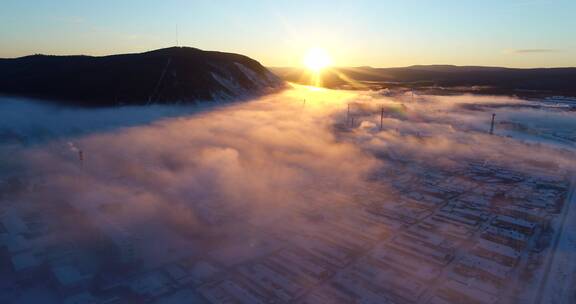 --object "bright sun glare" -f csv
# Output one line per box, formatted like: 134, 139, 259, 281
303, 47, 332, 73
